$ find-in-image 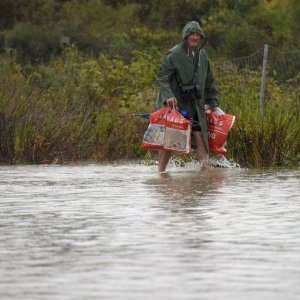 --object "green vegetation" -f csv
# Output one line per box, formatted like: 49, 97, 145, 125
215, 66, 299, 168
0, 0, 299, 167
0, 47, 160, 164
